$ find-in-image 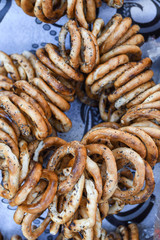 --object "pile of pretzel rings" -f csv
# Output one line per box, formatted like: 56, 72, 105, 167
15, 0, 124, 26
0, 120, 156, 239
0, 222, 140, 239
0, 13, 159, 240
